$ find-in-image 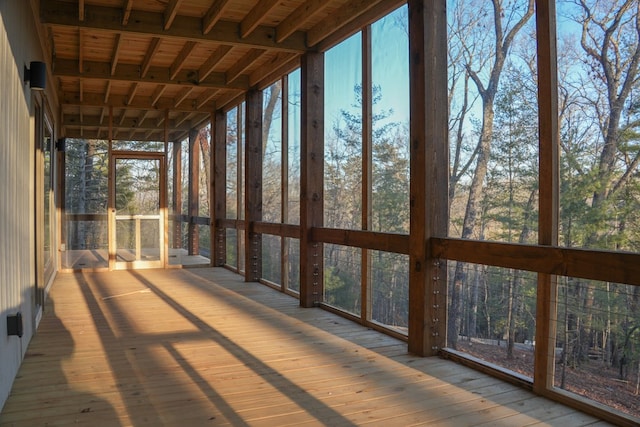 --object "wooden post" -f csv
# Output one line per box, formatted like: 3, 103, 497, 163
362, 25, 373, 322
281, 76, 290, 291
534, 0, 559, 393
408, 0, 448, 356
212, 110, 227, 266
188, 128, 200, 255
300, 52, 325, 308
245, 89, 263, 282
172, 140, 182, 249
